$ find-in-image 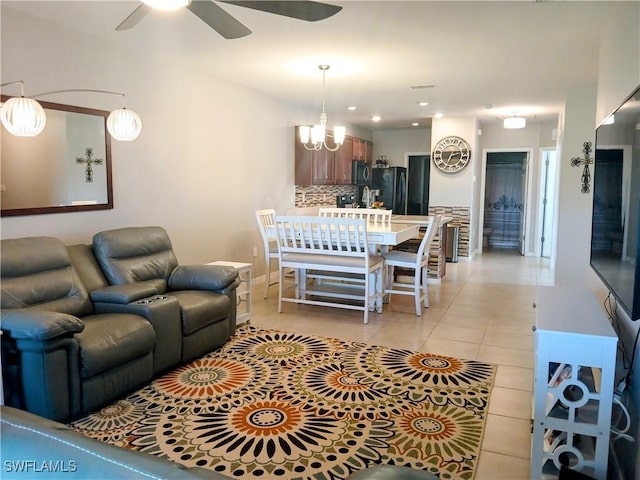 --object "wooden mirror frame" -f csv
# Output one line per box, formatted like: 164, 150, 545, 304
1, 94, 113, 217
